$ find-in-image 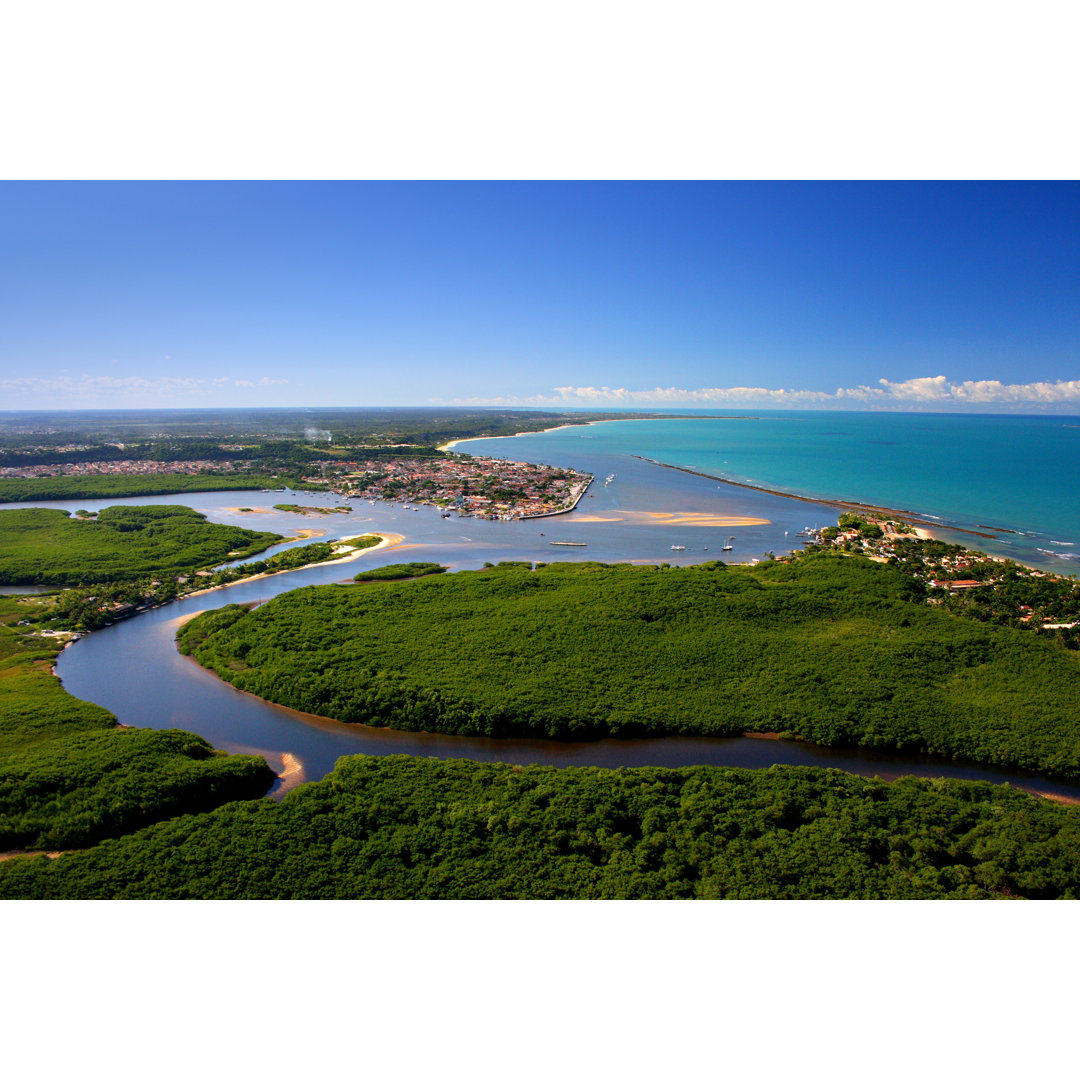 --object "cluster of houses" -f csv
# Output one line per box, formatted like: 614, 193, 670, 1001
0, 458, 251, 479
815, 518, 1078, 630
307, 455, 593, 520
